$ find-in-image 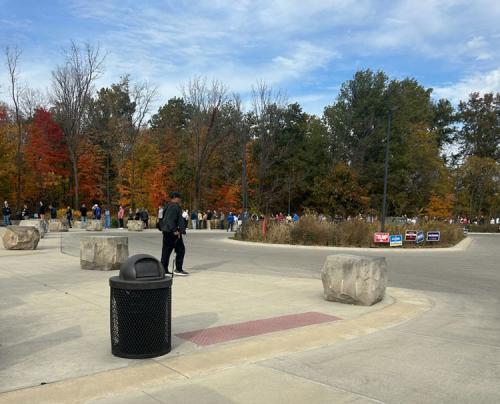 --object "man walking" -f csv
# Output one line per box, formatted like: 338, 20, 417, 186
2, 201, 11, 226
160, 192, 189, 276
